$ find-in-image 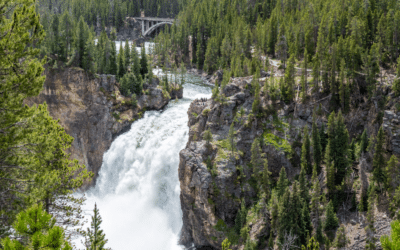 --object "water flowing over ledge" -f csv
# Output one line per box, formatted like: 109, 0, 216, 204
80, 73, 211, 250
